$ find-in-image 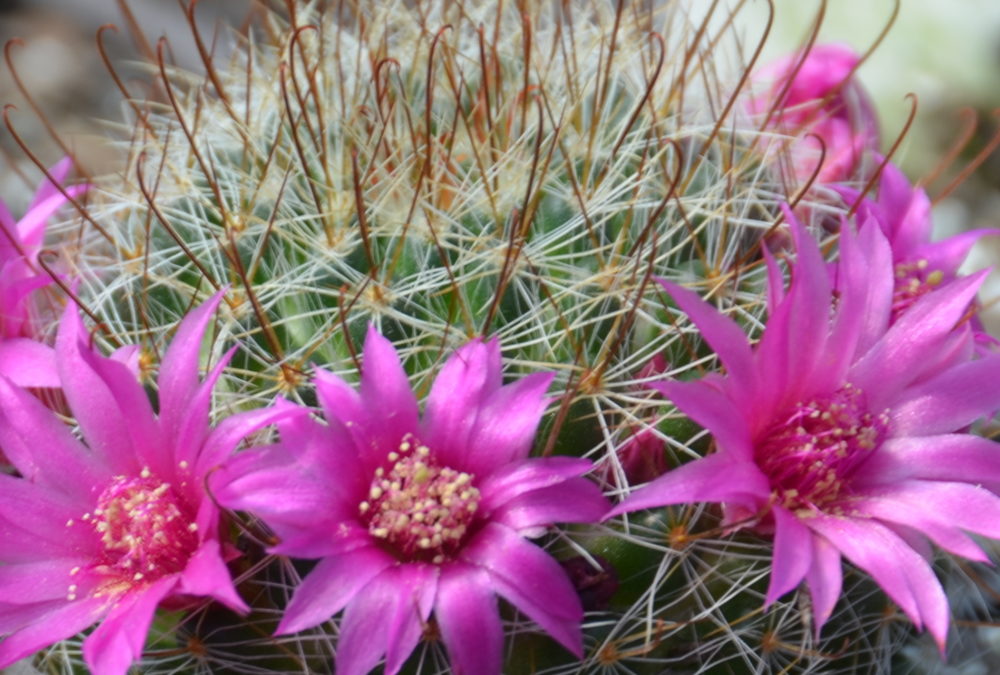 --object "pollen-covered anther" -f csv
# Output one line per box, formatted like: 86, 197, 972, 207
88, 472, 198, 584
362, 438, 481, 562
757, 384, 889, 511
